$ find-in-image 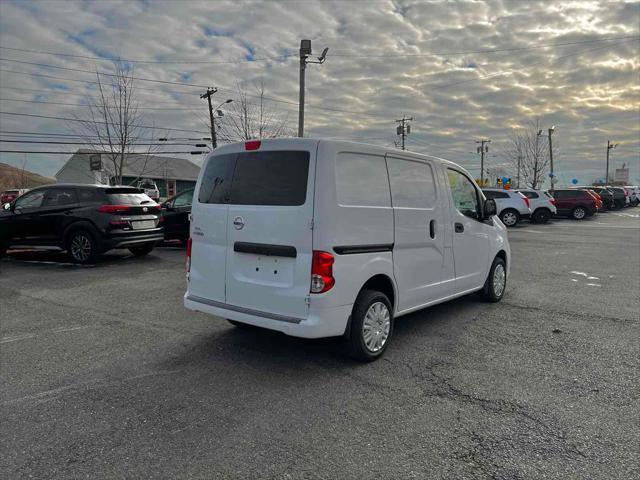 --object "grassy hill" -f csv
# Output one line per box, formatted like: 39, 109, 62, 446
0, 162, 55, 191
